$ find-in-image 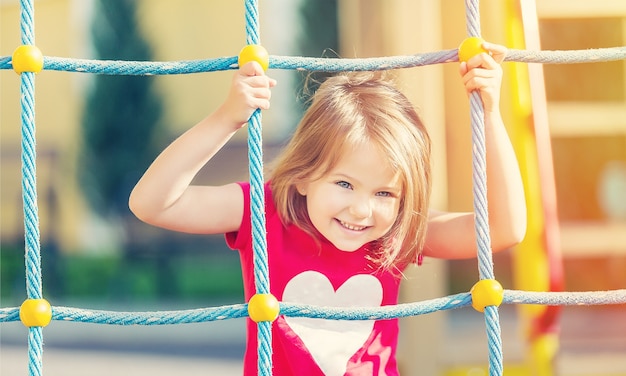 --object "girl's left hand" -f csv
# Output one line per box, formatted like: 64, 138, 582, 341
459, 42, 507, 113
